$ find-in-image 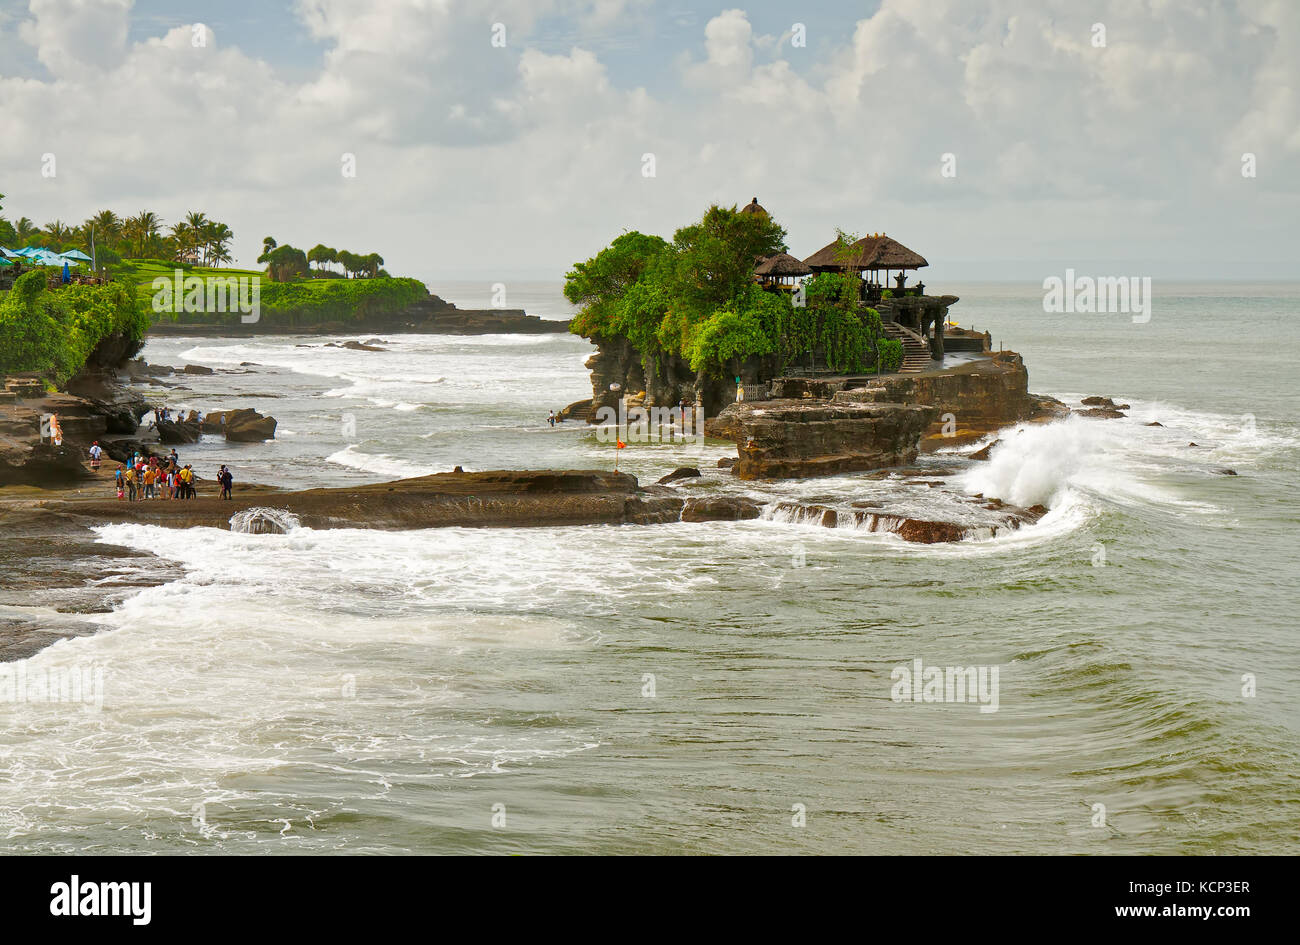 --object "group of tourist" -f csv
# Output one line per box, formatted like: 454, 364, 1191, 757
100, 445, 235, 502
